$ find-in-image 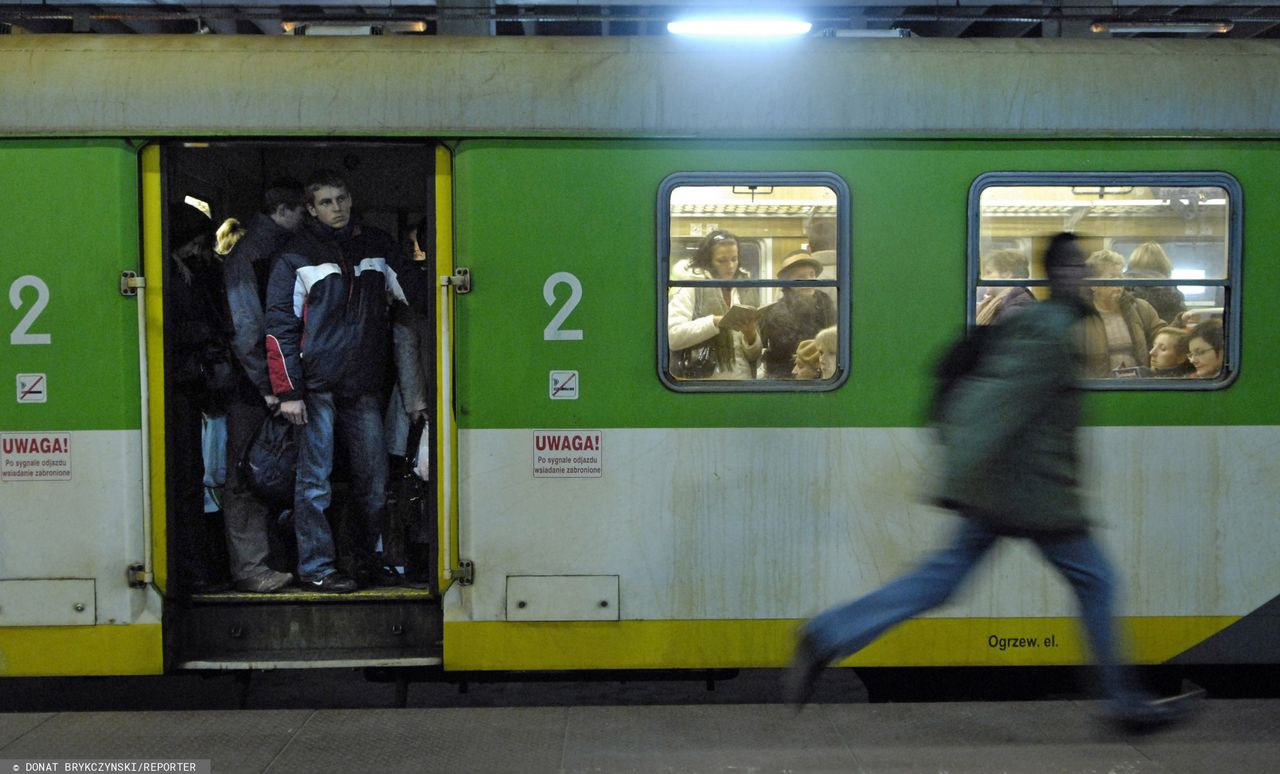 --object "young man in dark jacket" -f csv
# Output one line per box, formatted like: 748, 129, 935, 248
786, 233, 1195, 731
265, 170, 419, 592
219, 181, 306, 593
